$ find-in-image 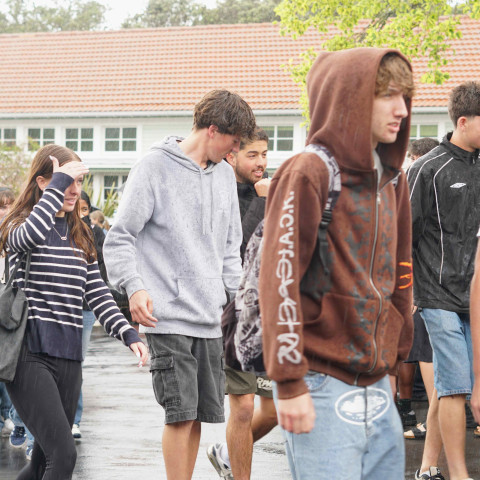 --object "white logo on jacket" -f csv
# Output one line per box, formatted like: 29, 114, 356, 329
276, 190, 301, 365
450, 183, 466, 189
